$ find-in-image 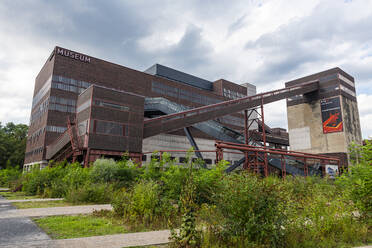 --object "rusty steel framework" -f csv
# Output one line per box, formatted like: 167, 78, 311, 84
142, 142, 340, 177
215, 141, 340, 177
